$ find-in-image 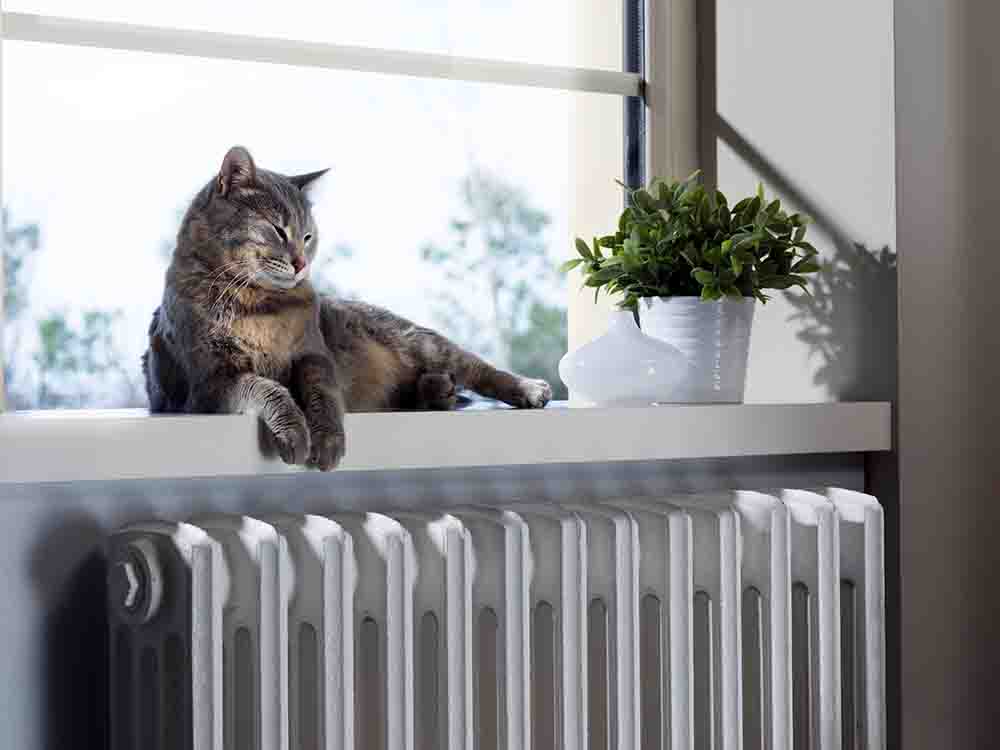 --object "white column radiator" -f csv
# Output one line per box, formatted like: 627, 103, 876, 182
107, 489, 884, 750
